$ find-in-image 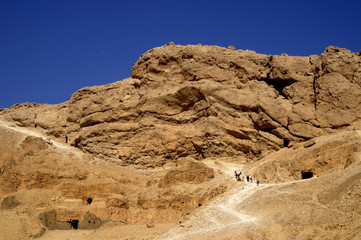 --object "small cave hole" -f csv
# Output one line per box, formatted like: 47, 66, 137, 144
69, 219, 79, 229
198, 203, 202, 207
264, 78, 297, 97
301, 171, 313, 179
73, 138, 81, 148
284, 139, 290, 147
86, 198, 93, 205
